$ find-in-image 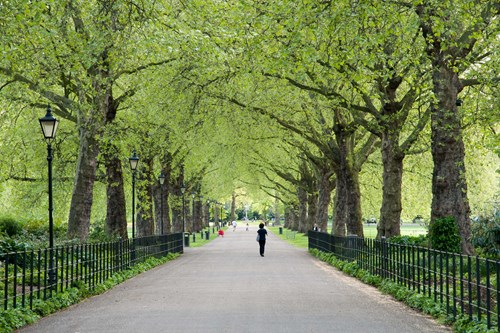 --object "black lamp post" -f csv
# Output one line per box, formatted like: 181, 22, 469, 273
181, 182, 186, 238
191, 192, 196, 232
159, 171, 165, 235
39, 104, 59, 287
129, 151, 139, 239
